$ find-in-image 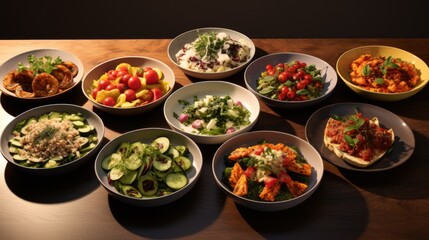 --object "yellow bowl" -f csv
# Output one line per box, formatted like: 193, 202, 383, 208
336, 45, 429, 101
